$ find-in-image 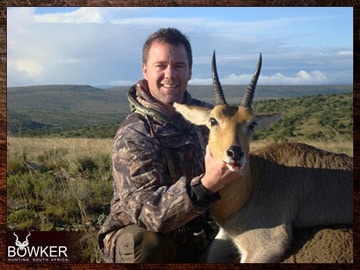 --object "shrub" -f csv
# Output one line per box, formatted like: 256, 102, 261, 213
7, 159, 26, 175
8, 208, 37, 230
77, 157, 98, 174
